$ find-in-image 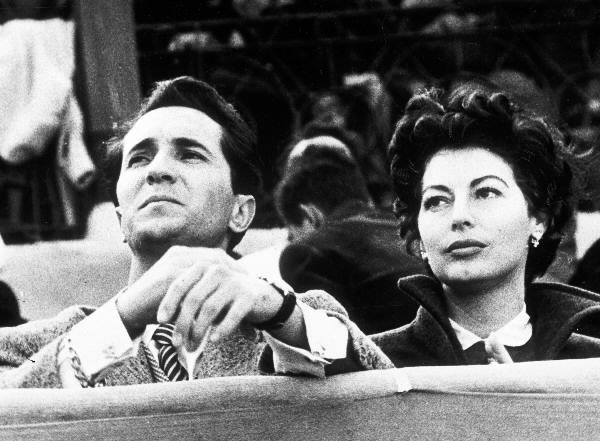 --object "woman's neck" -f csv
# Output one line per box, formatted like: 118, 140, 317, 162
443, 272, 526, 339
